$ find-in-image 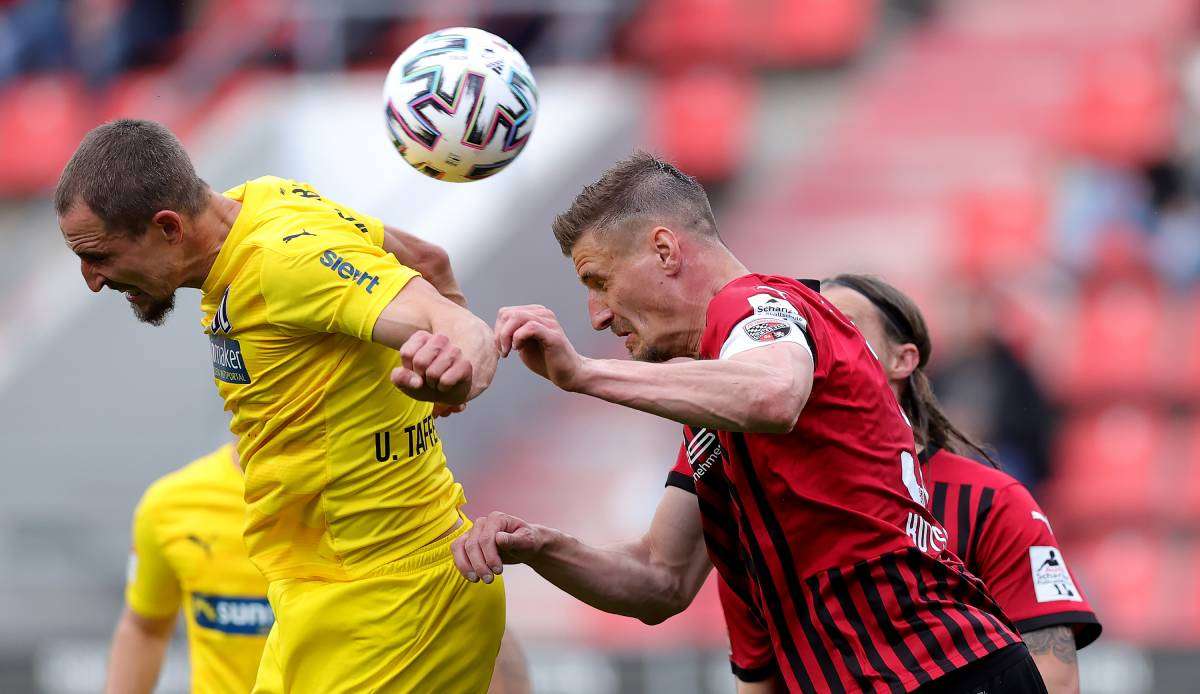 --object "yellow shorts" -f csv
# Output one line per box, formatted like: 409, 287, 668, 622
252, 521, 505, 694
